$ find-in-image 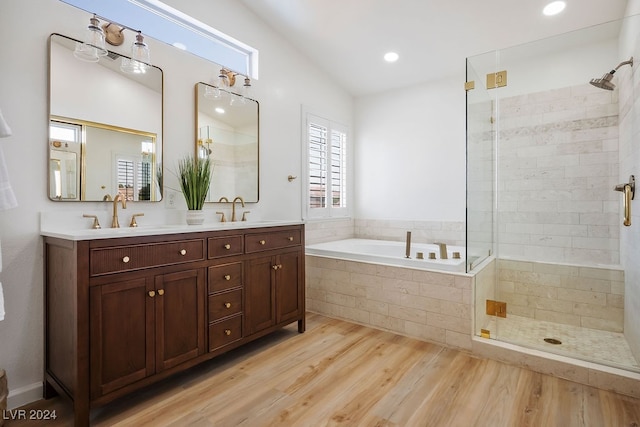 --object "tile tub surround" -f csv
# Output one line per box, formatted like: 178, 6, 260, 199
305, 255, 474, 351
354, 219, 466, 247
497, 259, 624, 333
